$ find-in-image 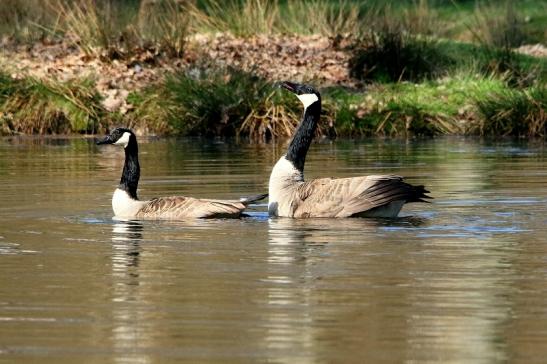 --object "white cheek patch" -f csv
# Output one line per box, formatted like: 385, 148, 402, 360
114, 132, 131, 148
296, 93, 319, 109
